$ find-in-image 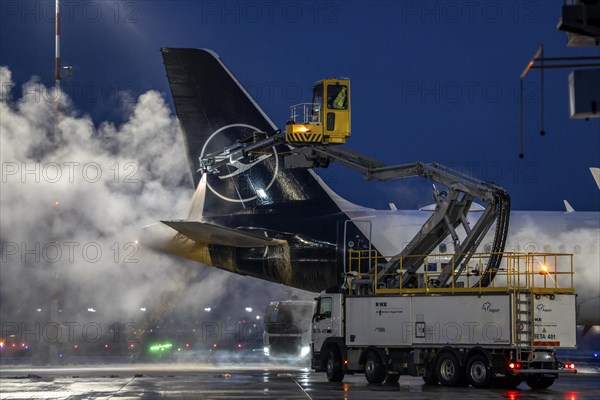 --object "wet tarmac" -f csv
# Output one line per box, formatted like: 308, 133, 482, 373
1, 364, 599, 399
